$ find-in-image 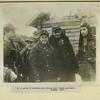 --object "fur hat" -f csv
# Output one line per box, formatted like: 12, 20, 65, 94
39, 30, 49, 37
52, 27, 62, 33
